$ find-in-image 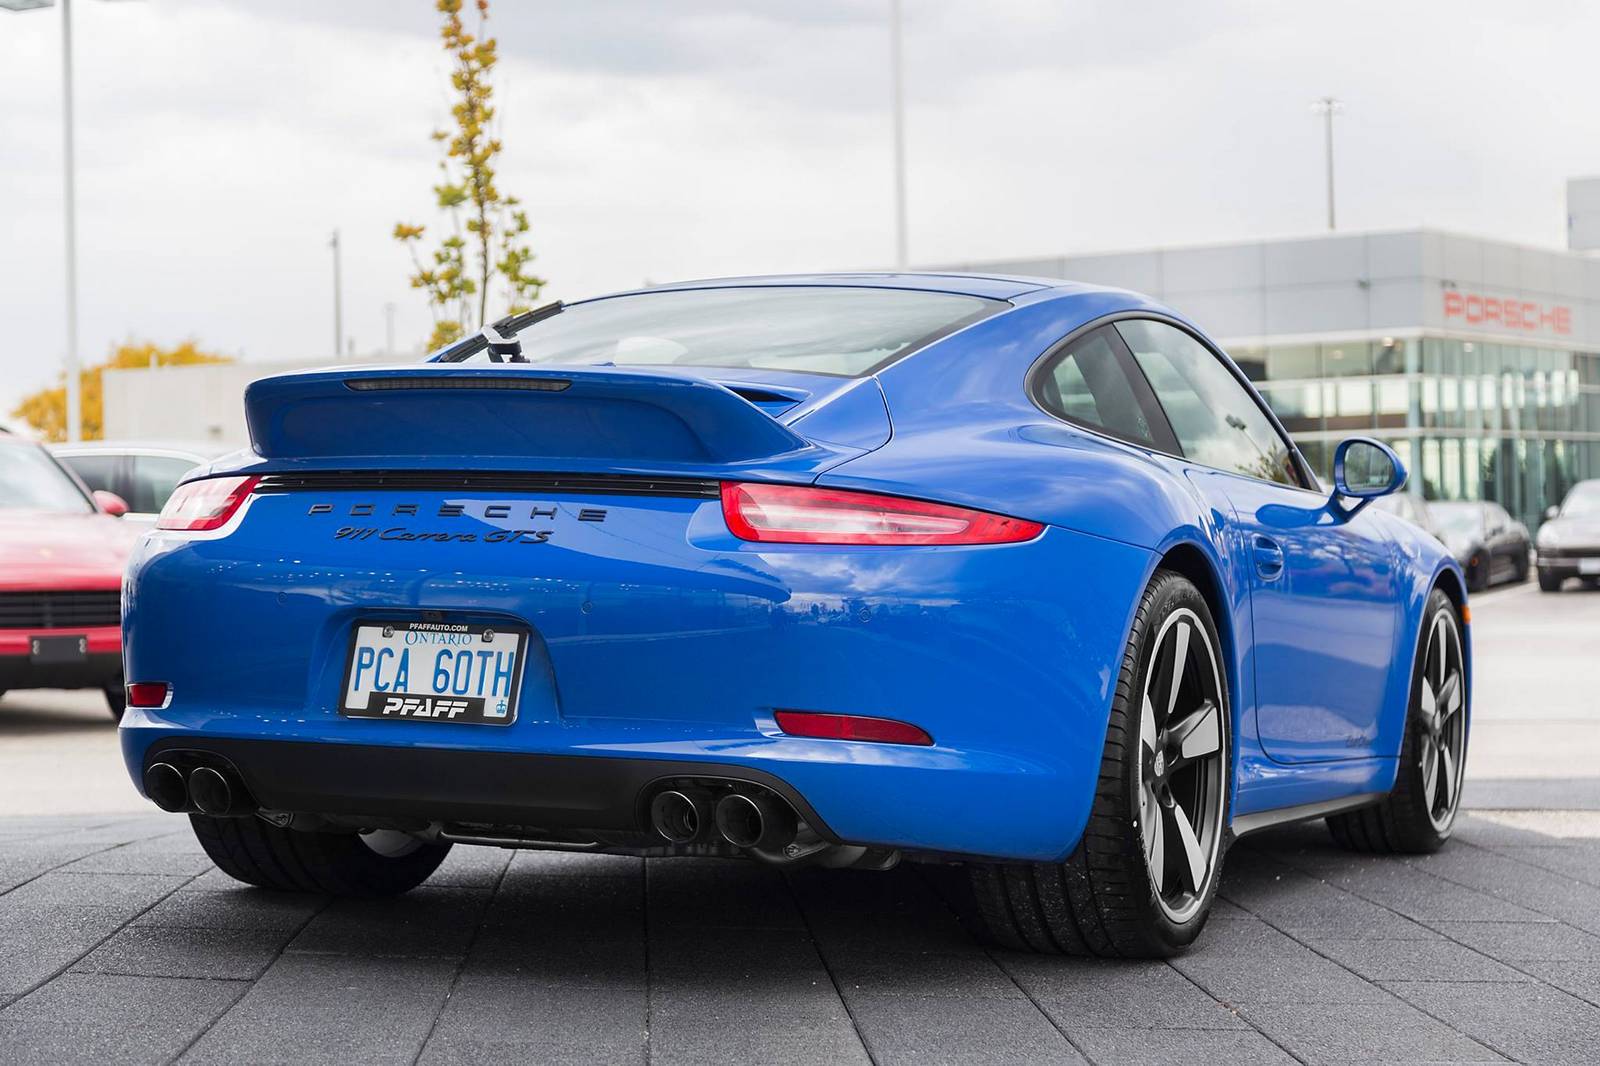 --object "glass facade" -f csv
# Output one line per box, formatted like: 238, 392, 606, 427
1227, 336, 1600, 531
